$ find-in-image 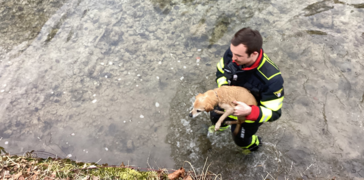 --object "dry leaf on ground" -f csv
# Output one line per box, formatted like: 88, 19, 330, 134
168, 167, 185, 180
